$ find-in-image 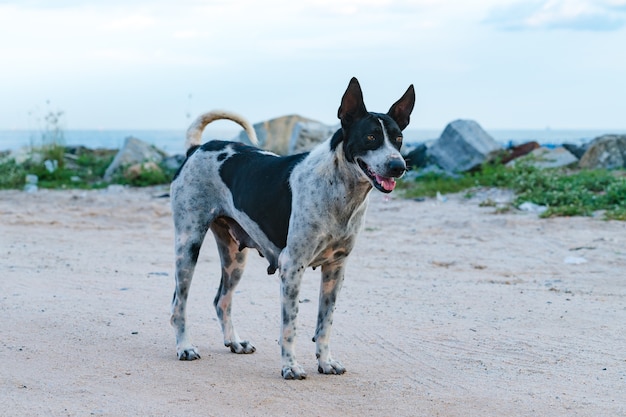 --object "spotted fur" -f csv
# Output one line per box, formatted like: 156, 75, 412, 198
170, 77, 415, 379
